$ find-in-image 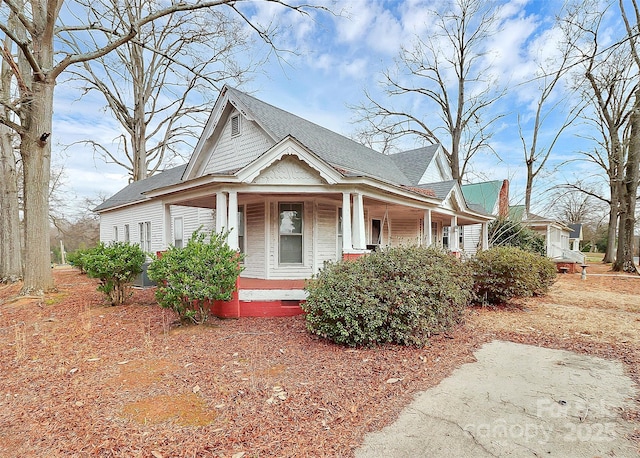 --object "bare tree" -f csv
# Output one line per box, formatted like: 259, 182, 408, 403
64, 0, 256, 181
353, 0, 505, 183
612, 0, 640, 272
0, 0, 322, 294
564, 1, 637, 264
548, 185, 604, 223
0, 5, 23, 283
518, 37, 579, 215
